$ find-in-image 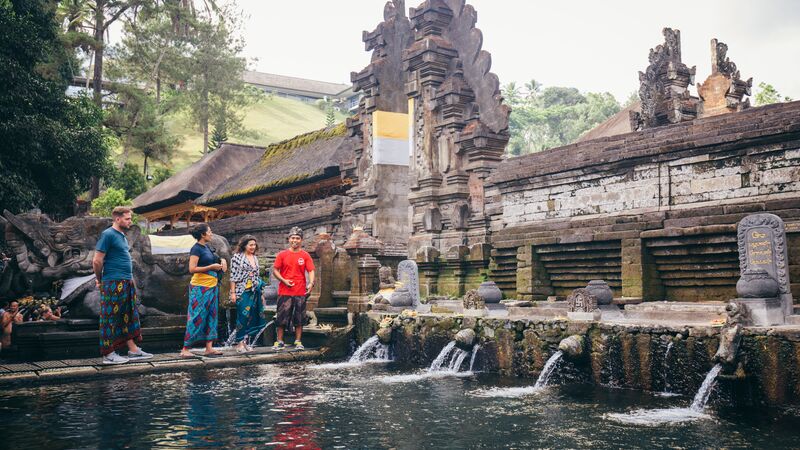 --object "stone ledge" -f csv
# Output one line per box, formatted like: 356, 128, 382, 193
0, 347, 328, 387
